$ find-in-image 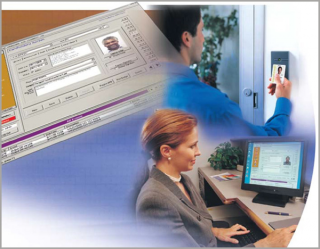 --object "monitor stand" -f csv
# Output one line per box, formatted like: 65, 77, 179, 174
252, 193, 289, 207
